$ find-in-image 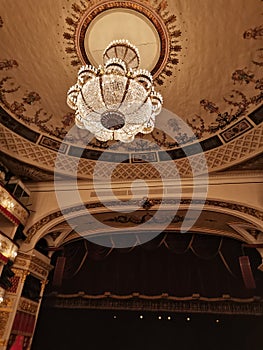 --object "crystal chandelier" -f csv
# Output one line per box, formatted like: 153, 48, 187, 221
67, 40, 163, 143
